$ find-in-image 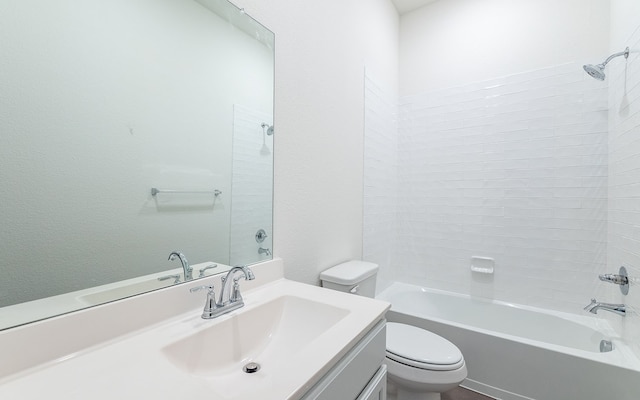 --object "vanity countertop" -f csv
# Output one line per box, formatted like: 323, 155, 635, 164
0, 262, 389, 400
